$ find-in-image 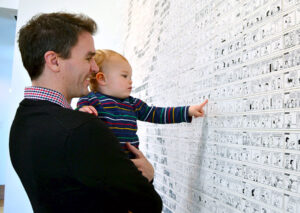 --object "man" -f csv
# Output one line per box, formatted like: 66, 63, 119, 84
10, 12, 162, 213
